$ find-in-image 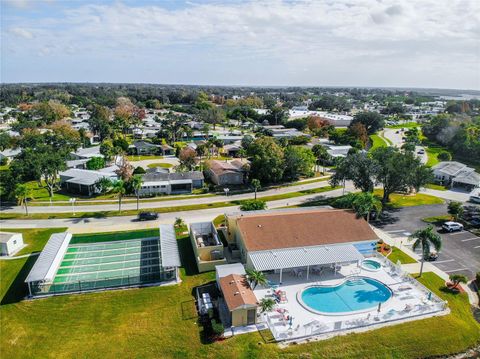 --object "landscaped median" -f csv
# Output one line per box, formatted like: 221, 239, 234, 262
0, 185, 341, 220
